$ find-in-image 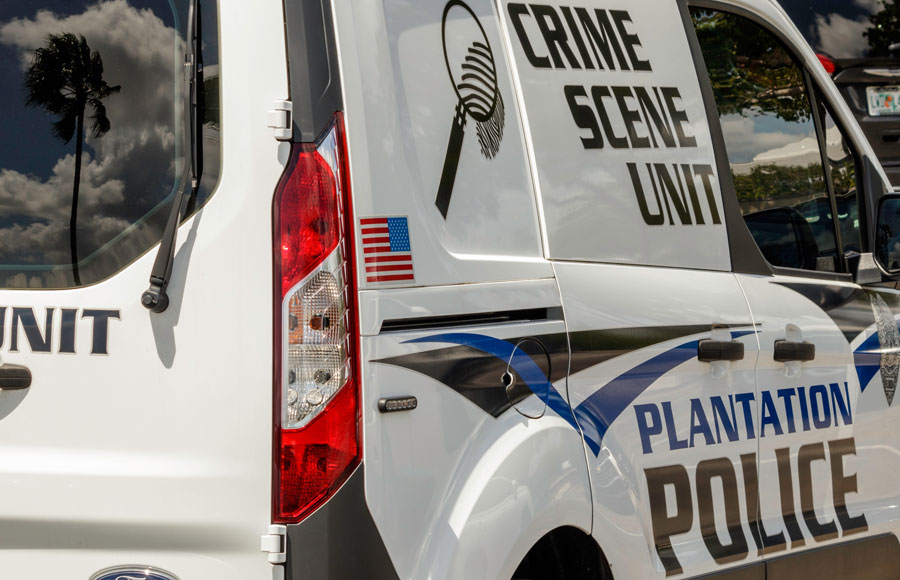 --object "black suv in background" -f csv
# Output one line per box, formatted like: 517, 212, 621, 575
781, 0, 900, 185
